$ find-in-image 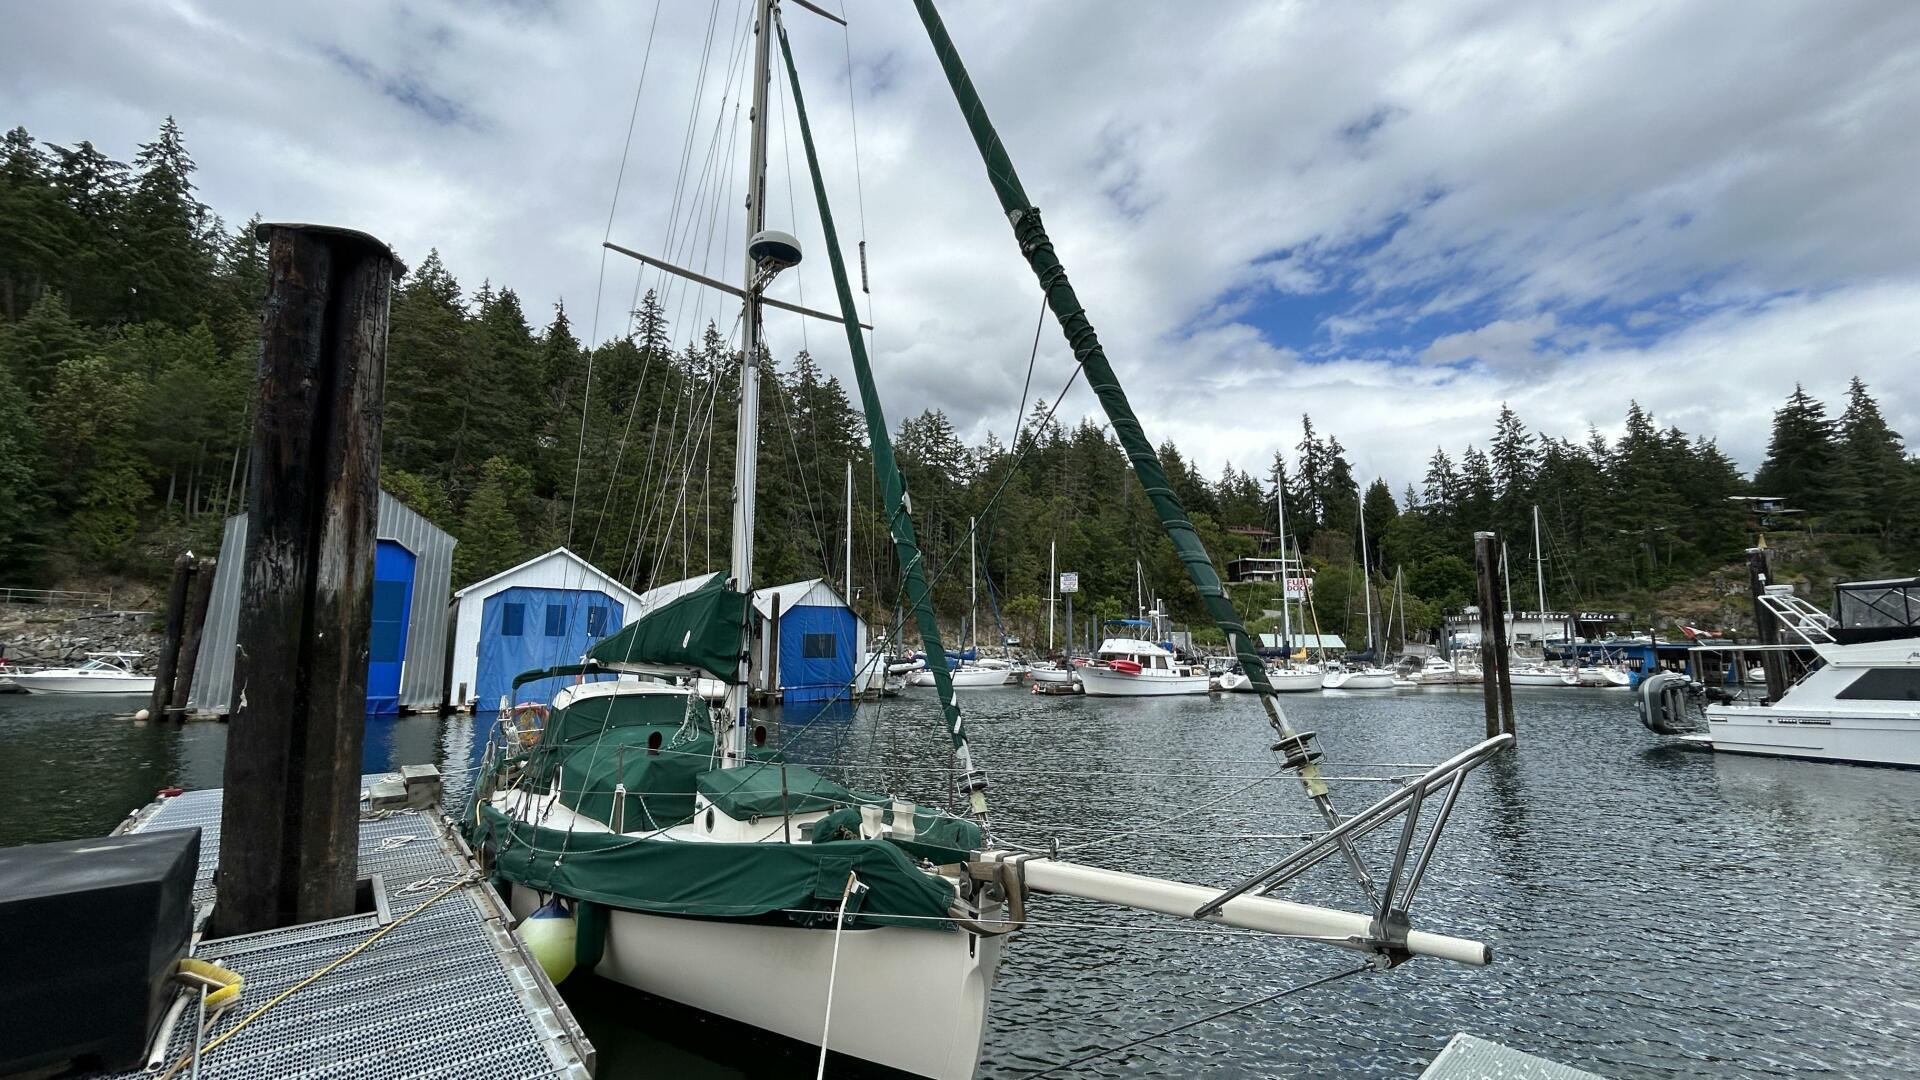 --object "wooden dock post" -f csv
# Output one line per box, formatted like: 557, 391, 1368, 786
210, 224, 399, 937
147, 554, 194, 717
167, 556, 217, 718
1473, 531, 1516, 740
1746, 546, 1788, 701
